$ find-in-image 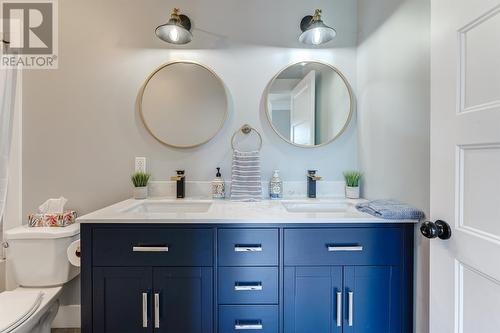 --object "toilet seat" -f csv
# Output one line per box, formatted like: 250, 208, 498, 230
0, 287, 62, 333
0, 290, 42, 333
